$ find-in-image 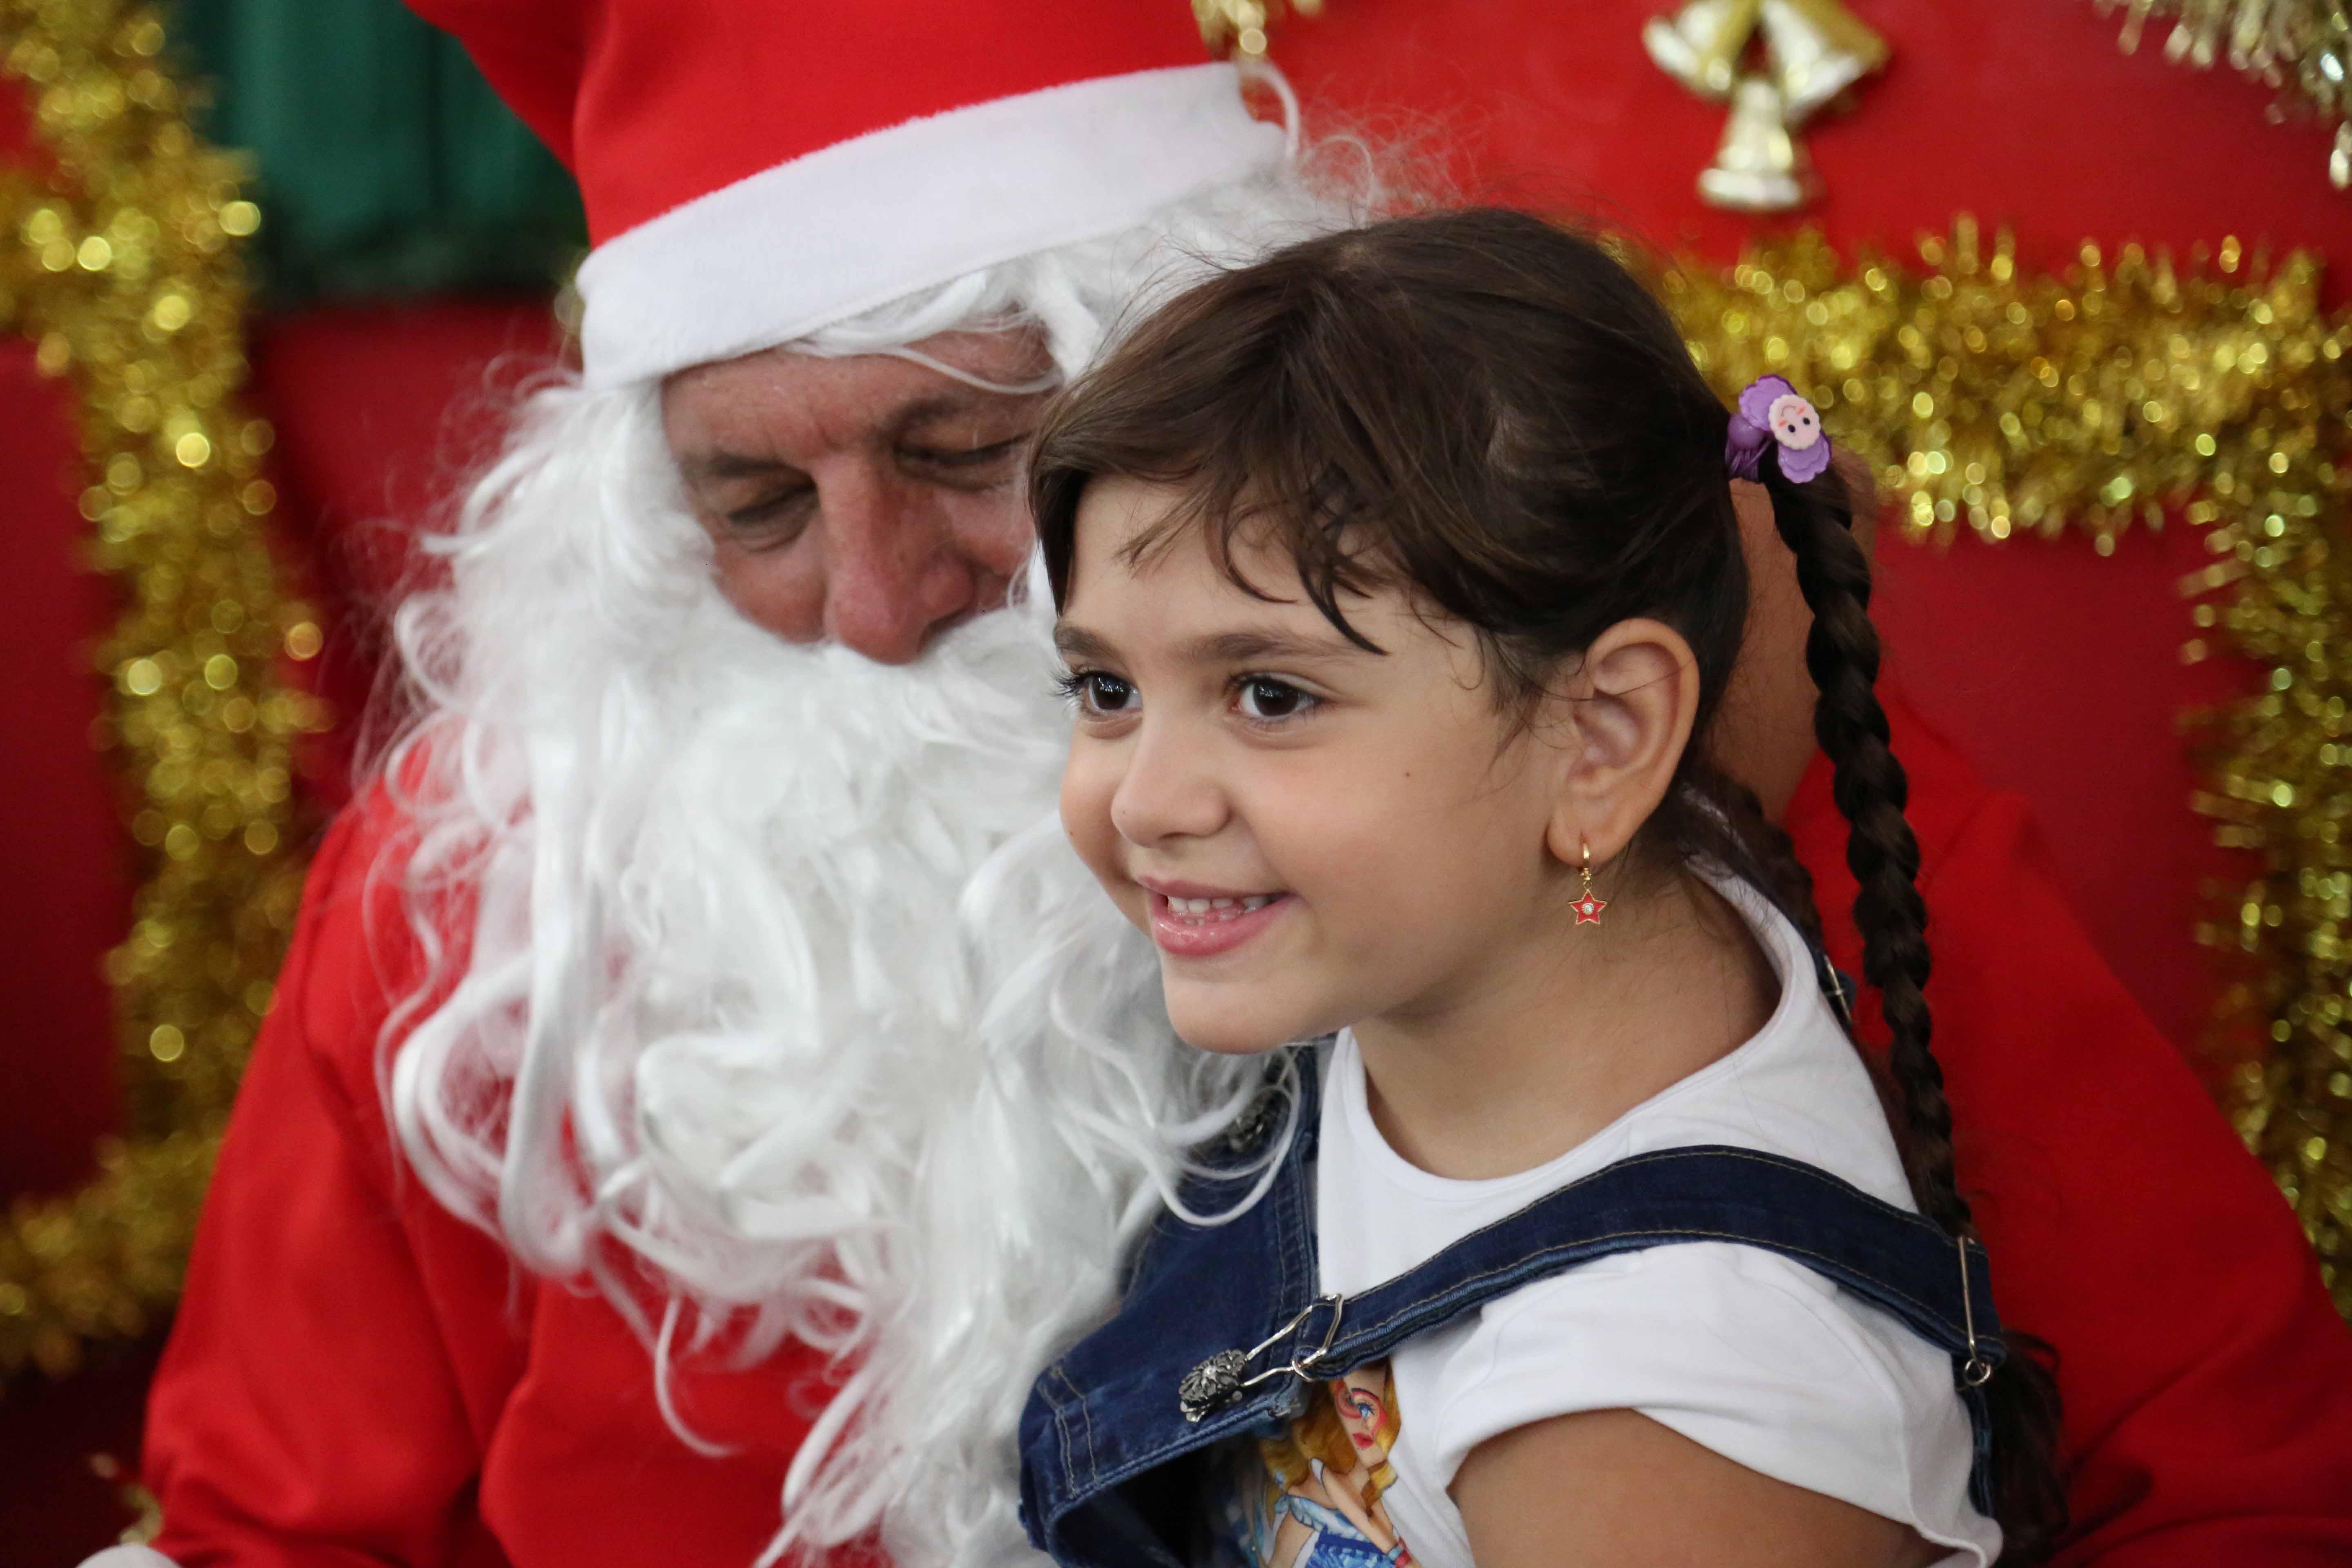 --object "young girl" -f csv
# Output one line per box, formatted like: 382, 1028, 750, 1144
1013, 210, 2062, 1568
